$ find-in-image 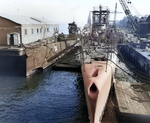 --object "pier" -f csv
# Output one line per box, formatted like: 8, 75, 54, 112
115, 81, 150, 123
